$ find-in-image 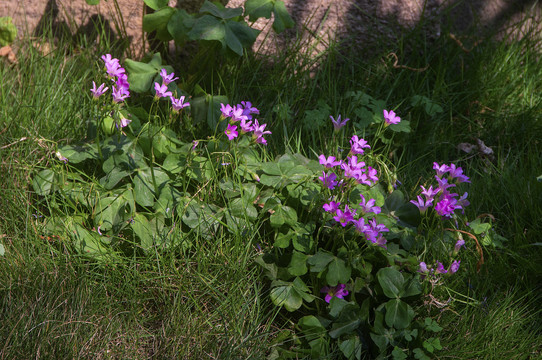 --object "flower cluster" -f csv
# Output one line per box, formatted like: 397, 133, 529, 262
154, 69, 190, 112
91, 54, 131, 104
418, 259, 461, 276
410, 162, 470, 218
383, 109, 401, 125
318, 119, 389, 248
220, 102, 271, 145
